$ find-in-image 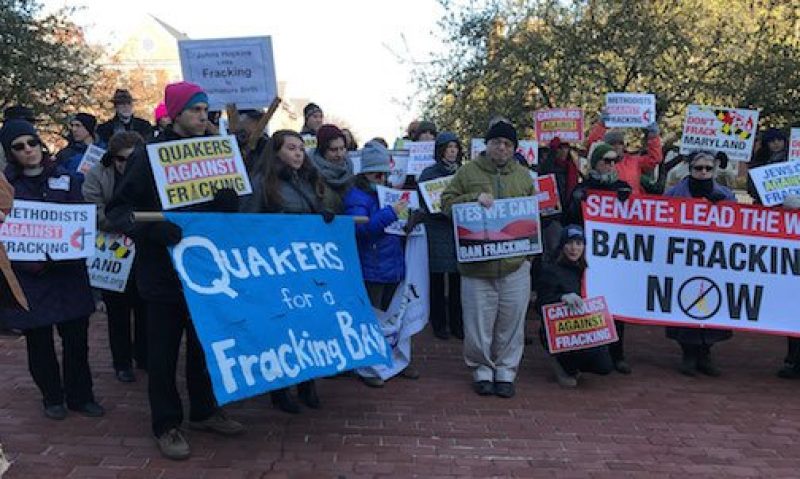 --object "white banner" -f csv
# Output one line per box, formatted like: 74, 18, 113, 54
357, 232, 429, 380
584, 192, 800, 337
178, 36, 278, 110
604, 93, 656, 128
0, 200, 96, 261
748, 162, 800, 206
405, 141, 436, 177
87, 232, 136, 292
387, 150, 409, 188
680, 105, 759, 162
